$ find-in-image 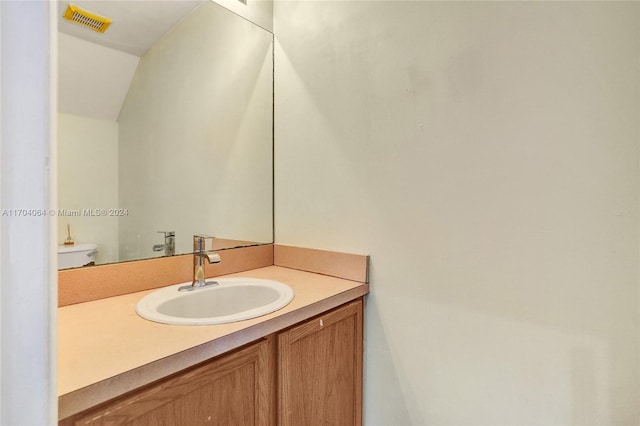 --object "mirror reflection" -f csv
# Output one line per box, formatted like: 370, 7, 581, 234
57, 0, 274, 269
